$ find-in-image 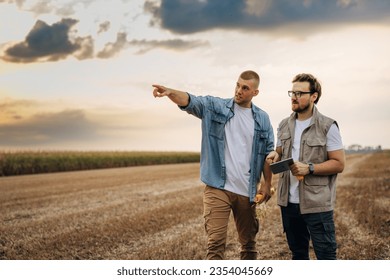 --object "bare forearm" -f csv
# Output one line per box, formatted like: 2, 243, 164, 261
311, 159, 344, 175
262, 159, 273, 185
167, 89, 189, 107
292, 149, 346, 176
